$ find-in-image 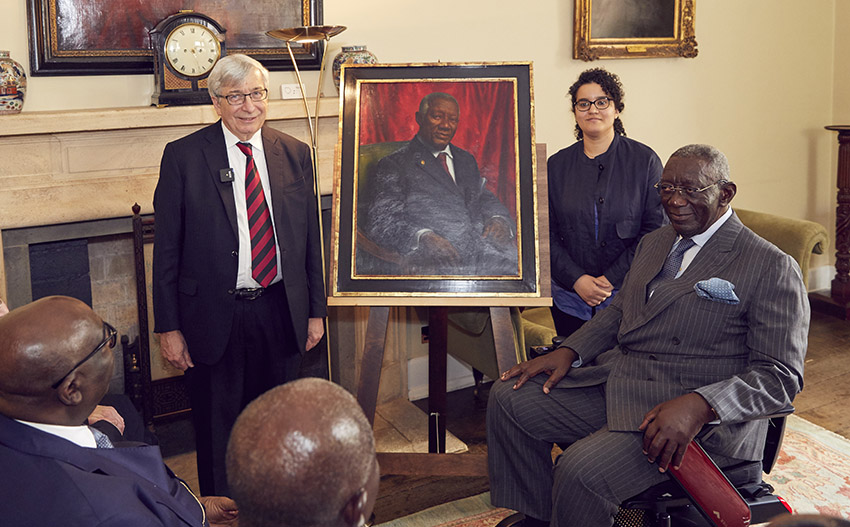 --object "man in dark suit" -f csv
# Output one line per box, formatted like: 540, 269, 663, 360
0, 296, 238, 526
227, 378, 379, 527
488, 144, 809, 526
364, 92, 518, 275
153, 54, 326, 496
